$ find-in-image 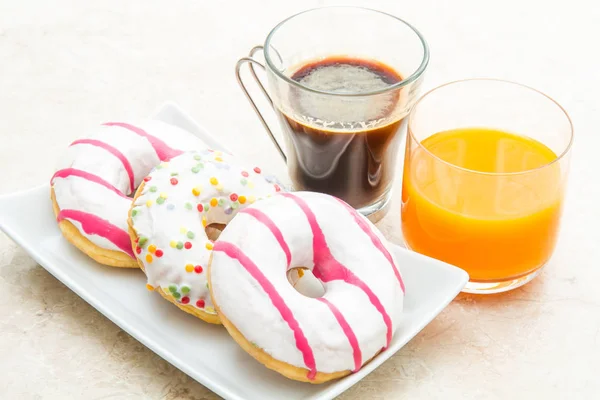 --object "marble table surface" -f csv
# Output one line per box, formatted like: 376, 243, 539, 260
1, 0, 598, 398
